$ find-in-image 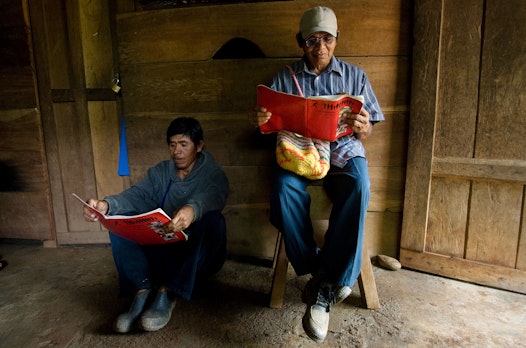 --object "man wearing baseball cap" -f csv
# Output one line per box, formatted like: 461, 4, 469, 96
249, 6, 384, 343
